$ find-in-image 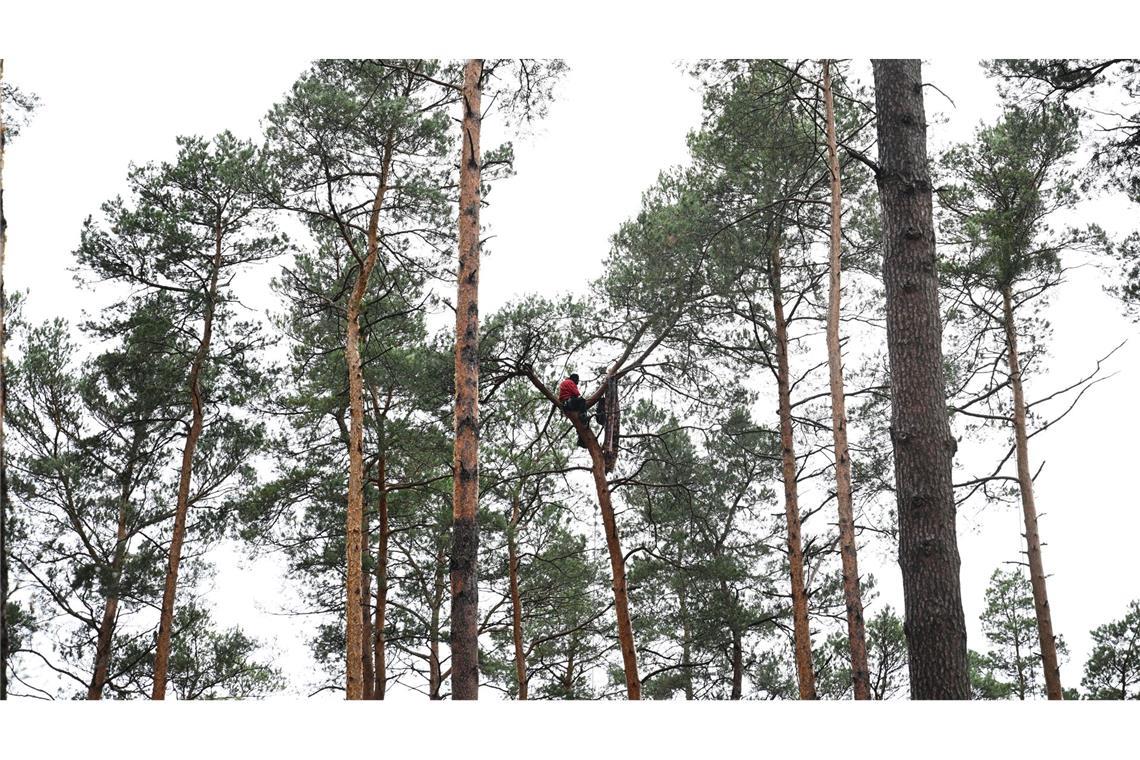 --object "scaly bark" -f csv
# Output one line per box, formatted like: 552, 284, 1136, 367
450, 58, 484, 701
508, 496, 527, 699
1001, 287, 1063, 700
0, 57, 9, 702
369, 385, 391, 699
568, 409, 641, 699
822, 60, 871, 700
872, 59, 970, 699
770, 241, 816, 700
152, 224, 224, 700
343, 133, 395, 701
361, 505, 375, 700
